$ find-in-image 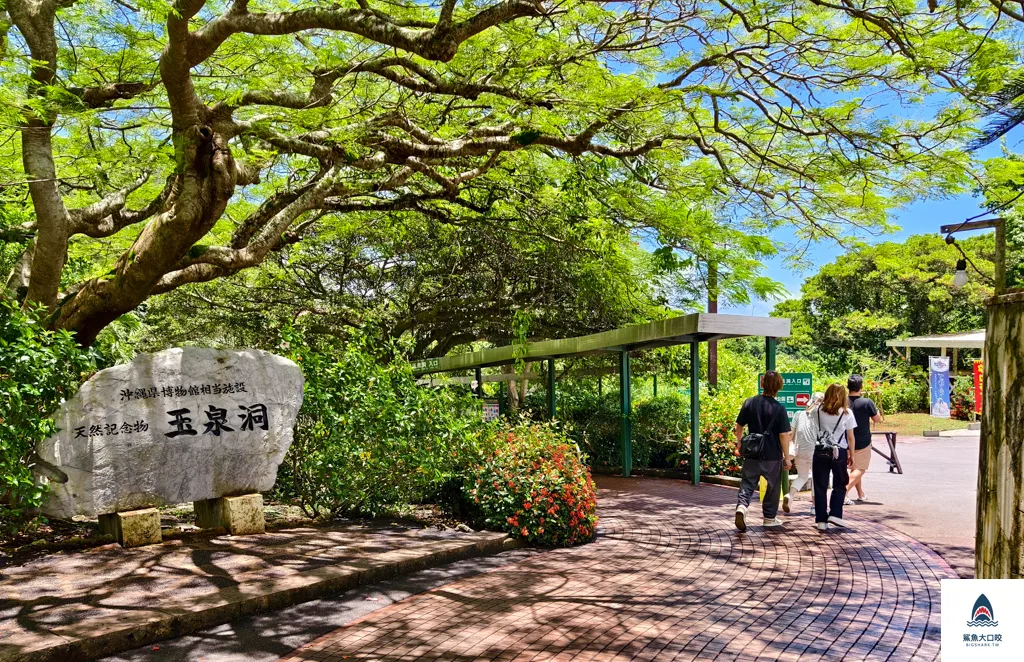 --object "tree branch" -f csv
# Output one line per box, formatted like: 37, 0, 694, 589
68, 172, 150, 227
70, 174, 178, 238
70, 81, 157, 108
190, 1, 545, 66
